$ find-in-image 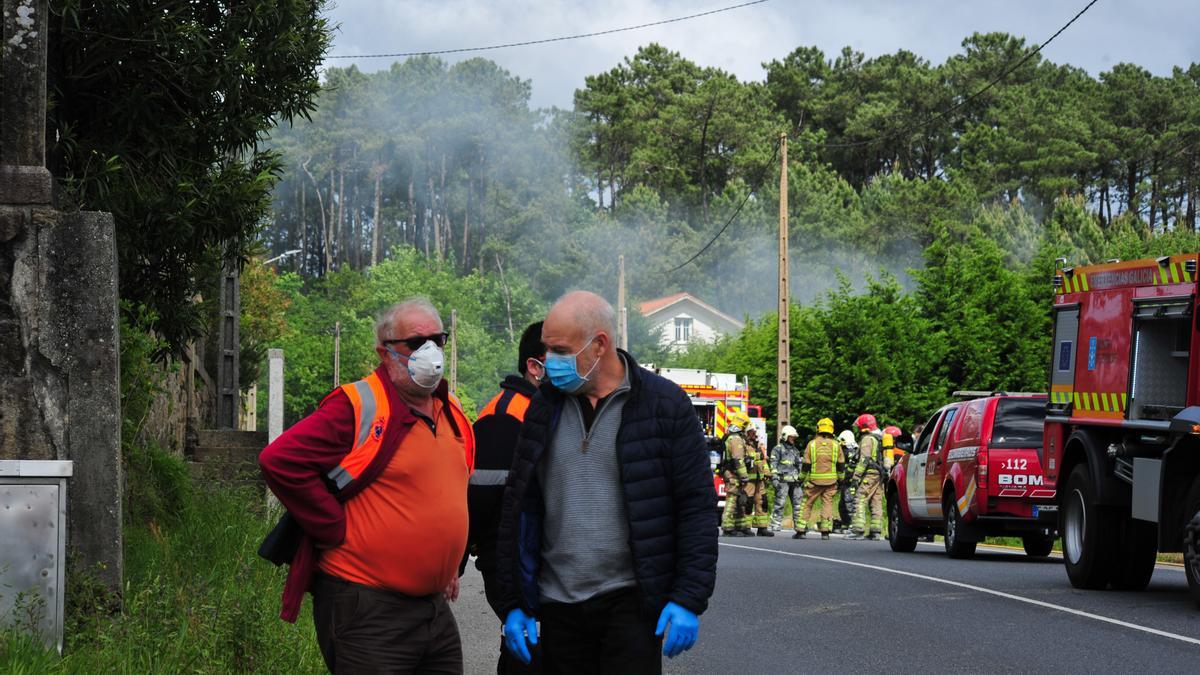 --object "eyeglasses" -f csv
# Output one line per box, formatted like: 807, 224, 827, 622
382, 332, 450, 351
